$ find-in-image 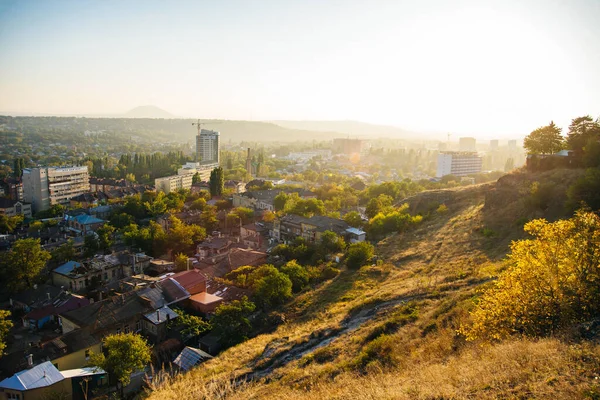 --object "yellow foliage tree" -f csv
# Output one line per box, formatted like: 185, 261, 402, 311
463, 210, 600, 341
